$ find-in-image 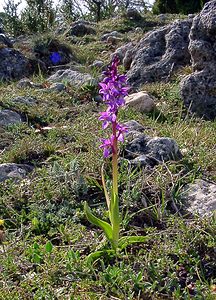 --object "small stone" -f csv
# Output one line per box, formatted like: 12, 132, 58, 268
124, 120, 145, 132
48, 82, 66, 92
111, 42, 135, 69
101, 31, 122, 42
158, 14, 167, 22
0, 110, 22, 127
107, 36, 122, 45
125, 91, 155, 113
90, 60, 104, 69
0, 163, 33, 182
48, 69, 93, 86
180, 179, 216, 217
188, 14, 196, 19
17, 78, 34, 89
135, 27, 143, 33
130, 155, 157, 168
123, 49, 134, 70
